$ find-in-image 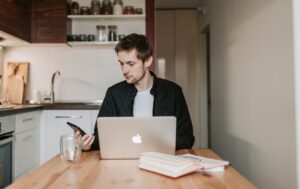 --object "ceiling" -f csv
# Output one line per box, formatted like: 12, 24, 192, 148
155, 0, 201, 9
